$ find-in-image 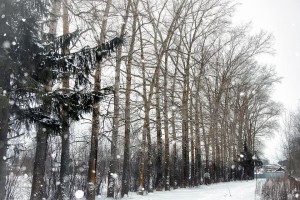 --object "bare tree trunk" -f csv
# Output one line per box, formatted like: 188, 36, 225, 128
86, 0, 112, 199
194, 76, 202, 186
0, 90, 9, 200
200, 101, 209, 172
137, 14, 149, 195
181, 51, 191, 188
146, 117, 154, 193
163, 54, 170, 191
155, 67, 164, 191
170, 61, 179, 190
58, 1, 70, 199
190, 93, 195, 187
30, 127, 49, 200
120, 0, 135, 197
